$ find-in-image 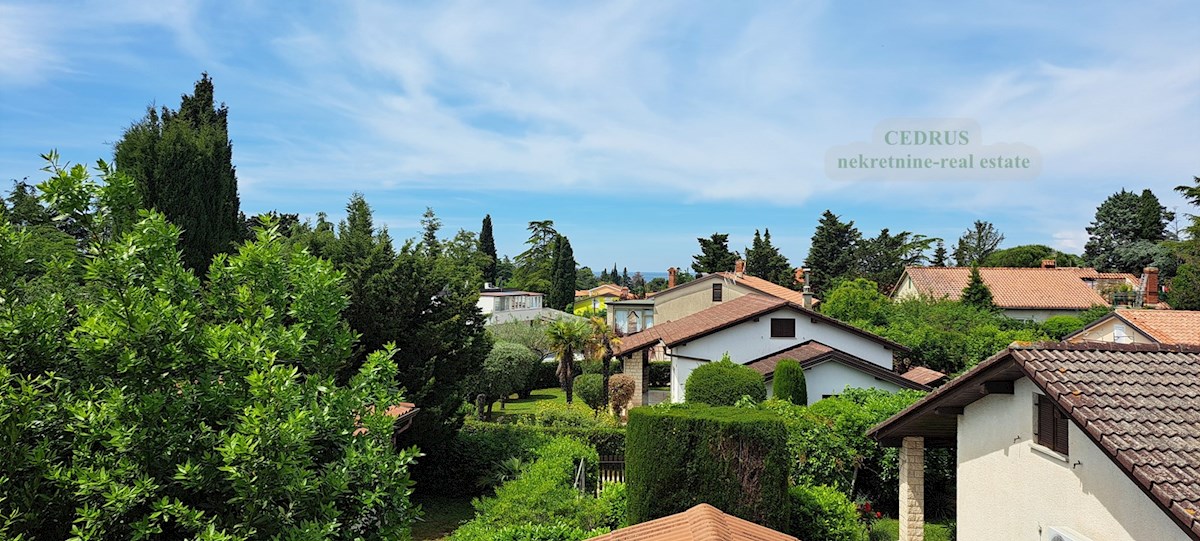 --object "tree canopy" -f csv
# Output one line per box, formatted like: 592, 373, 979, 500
744, 228, 794, 288
803, 211, 861, 296
692, 233, 739, 274
1084, 189, 1174, 273
952, 220, 1004, 266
